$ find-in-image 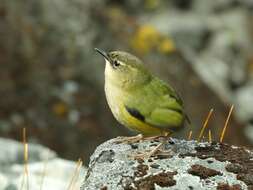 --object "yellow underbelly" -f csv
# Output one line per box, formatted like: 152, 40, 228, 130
119, 103, 163, 136
105, 86, 162, 135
